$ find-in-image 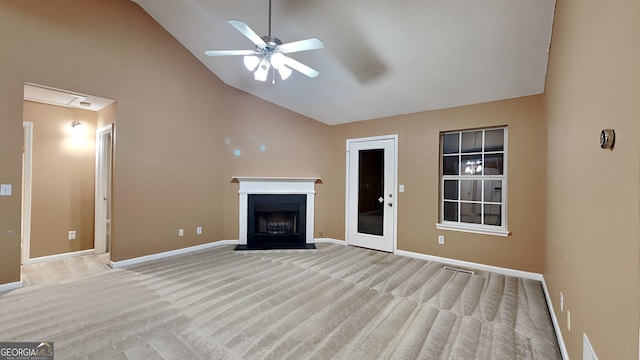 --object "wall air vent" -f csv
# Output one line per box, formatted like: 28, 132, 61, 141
443, 266, 475, 275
